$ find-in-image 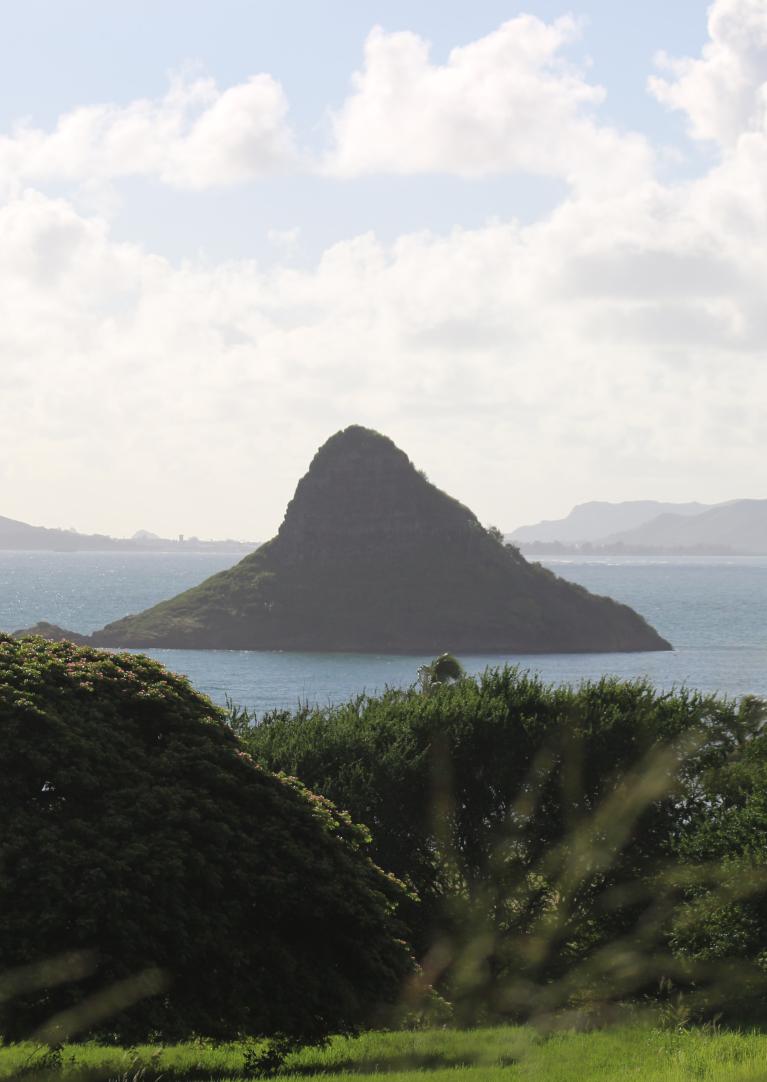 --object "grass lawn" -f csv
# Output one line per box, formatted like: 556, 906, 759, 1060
3, 1024, 767, 1080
